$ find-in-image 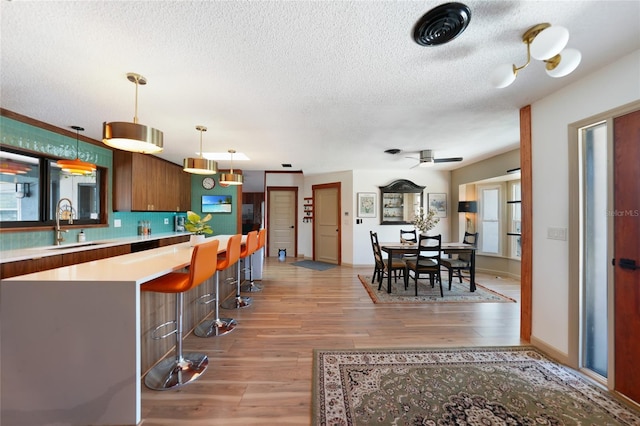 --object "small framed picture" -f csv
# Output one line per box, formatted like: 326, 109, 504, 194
357, 192, 376, 218
428, 193, 447, 218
